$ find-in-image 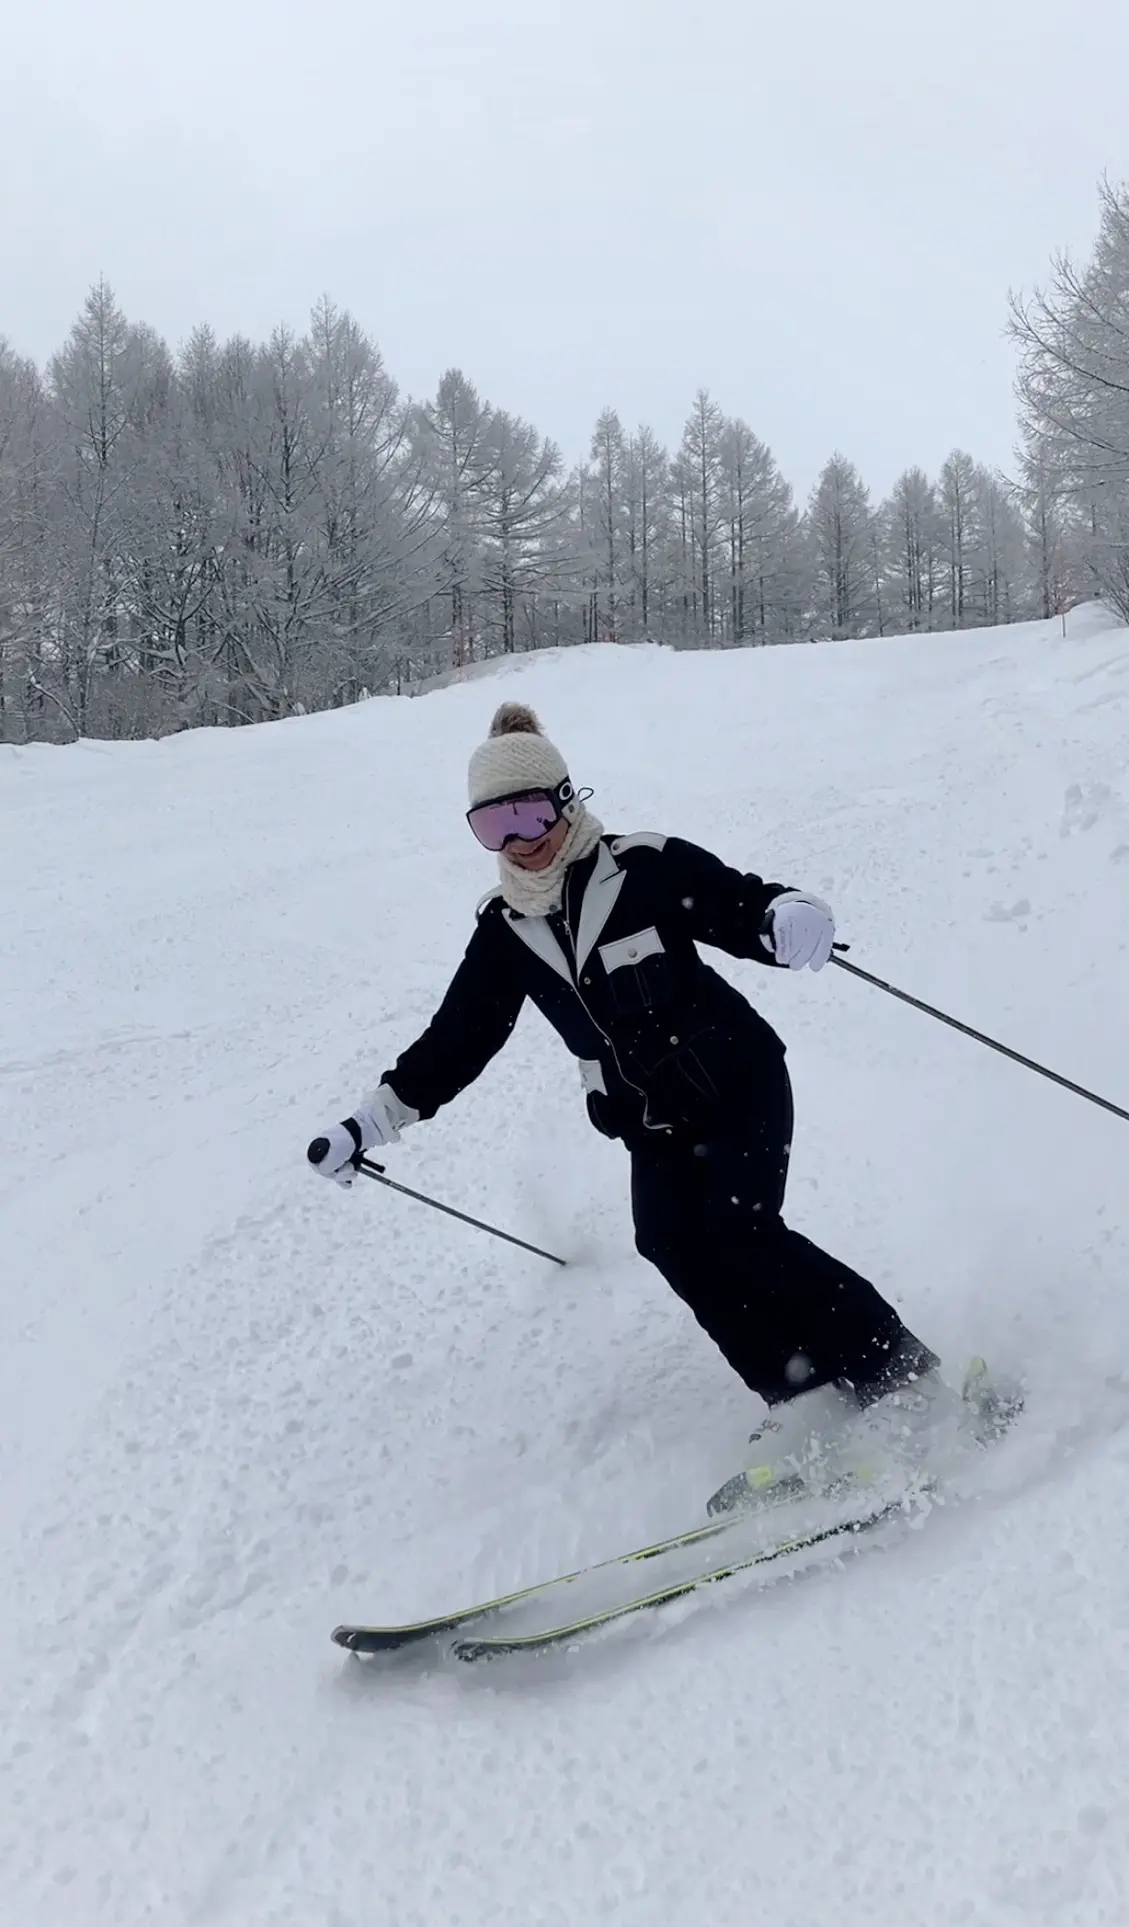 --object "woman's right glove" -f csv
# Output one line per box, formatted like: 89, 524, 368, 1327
763, 891, 835, 971
307, 1085, 416, 1186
